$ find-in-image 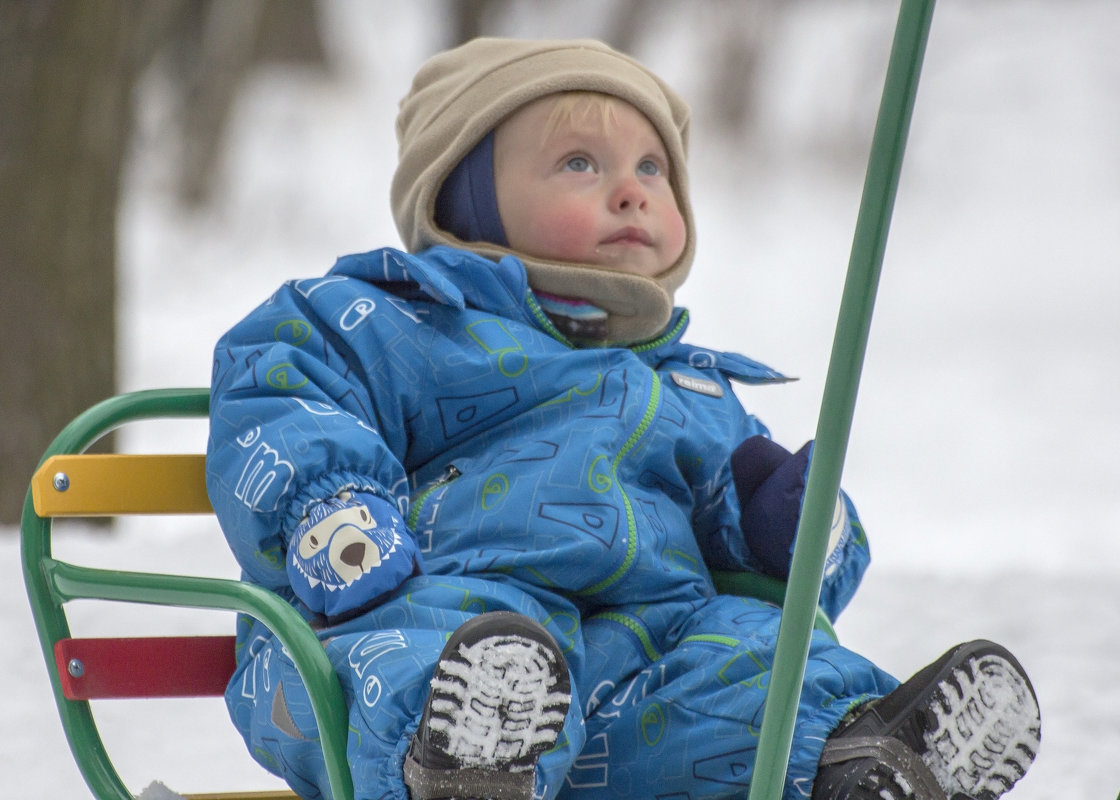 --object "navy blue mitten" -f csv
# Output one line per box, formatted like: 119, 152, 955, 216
287, 490, 421, 619
732, 436, 853, 580
731, 436, 814, 579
